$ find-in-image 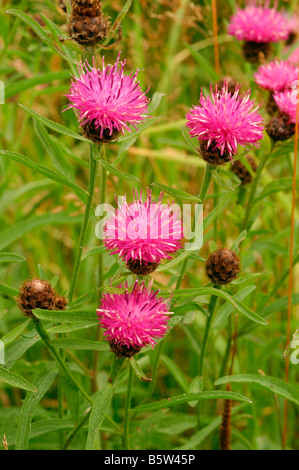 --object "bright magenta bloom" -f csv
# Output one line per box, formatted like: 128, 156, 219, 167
104, 189, 183, 266
228, 1, 289, 43
65, 52, 149, 139
186, 83, 264, 156
254, 60, 298, 92
97, 280, 172, 349
273, 89, 298, 123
